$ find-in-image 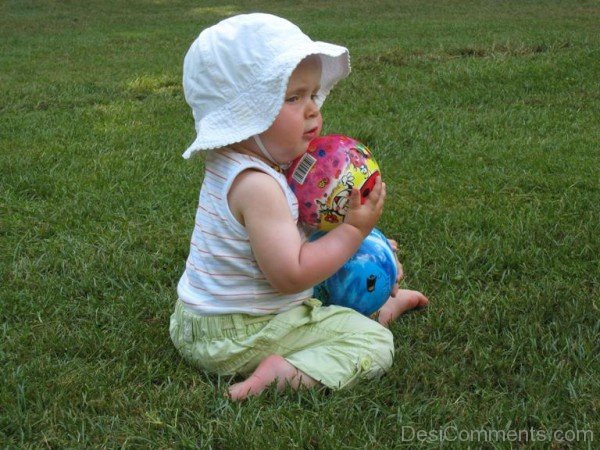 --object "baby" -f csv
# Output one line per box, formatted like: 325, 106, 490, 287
170, 13, 428, 401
